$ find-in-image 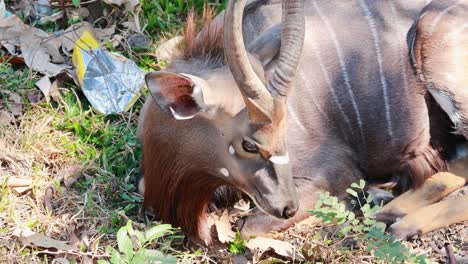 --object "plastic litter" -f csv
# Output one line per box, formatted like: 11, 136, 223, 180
0, 0, 12, 18
72, 31, 144, 114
